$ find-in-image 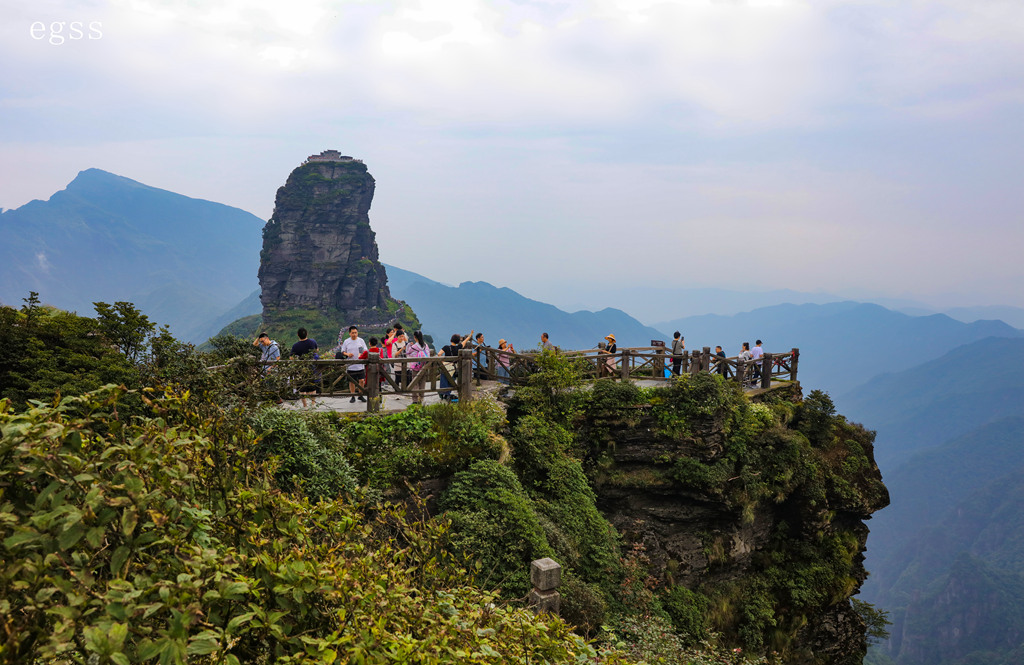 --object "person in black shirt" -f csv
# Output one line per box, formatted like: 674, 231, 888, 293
714, 345, 728, 377
440, 331, 472, 402
671, 331, 684, 376
291, 328, 319, 407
